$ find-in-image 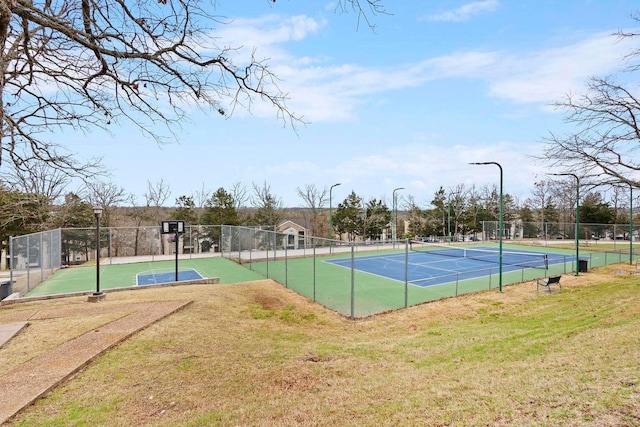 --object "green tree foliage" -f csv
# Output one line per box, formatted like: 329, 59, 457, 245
431, 187, 447, 237
173, 195, 197, 224
56, 193, 95, 264
171, 195, 198, 252
251, 182, 283, 229
519, 206, 539, 238
363, 198, 391, 241
0, 187, 49, 252
201, 188, 241, 252
580, 192, 614, 224
57, 193, 94, 228
203, 188, 240, 226
333, 191, 364, 241
404, 195, 426, 238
